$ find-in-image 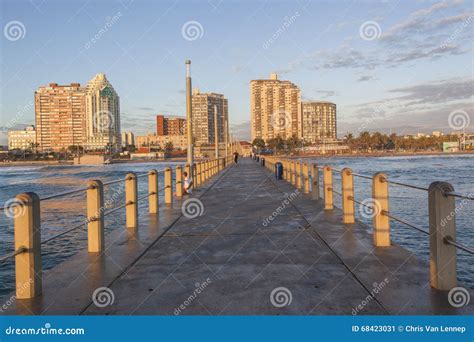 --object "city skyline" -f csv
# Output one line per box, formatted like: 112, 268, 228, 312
1, 0, 473, 145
